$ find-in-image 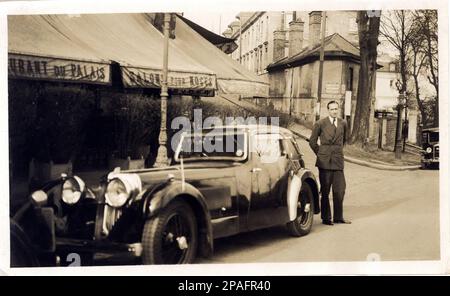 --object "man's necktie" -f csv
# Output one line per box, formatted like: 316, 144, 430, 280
332, 118, 337, 135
